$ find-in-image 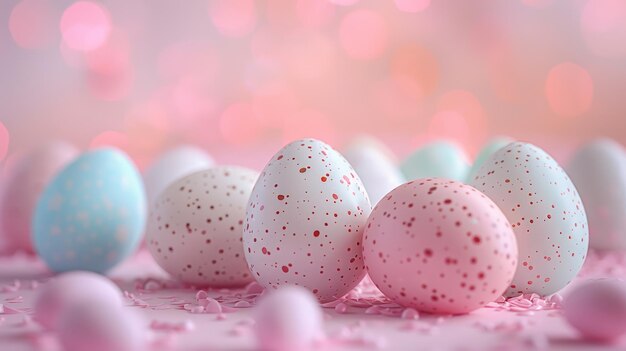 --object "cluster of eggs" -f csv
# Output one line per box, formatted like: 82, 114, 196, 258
9, 135, 626, 319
